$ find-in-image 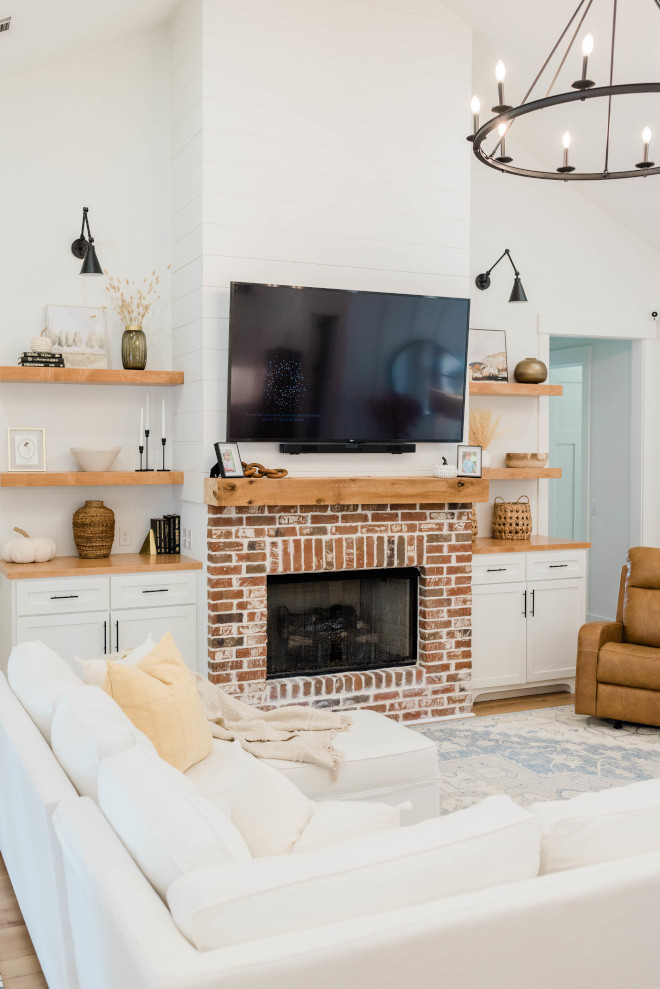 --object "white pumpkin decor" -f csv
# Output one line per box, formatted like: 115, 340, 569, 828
432, 457, 458, 479
1, 527, 56, 564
